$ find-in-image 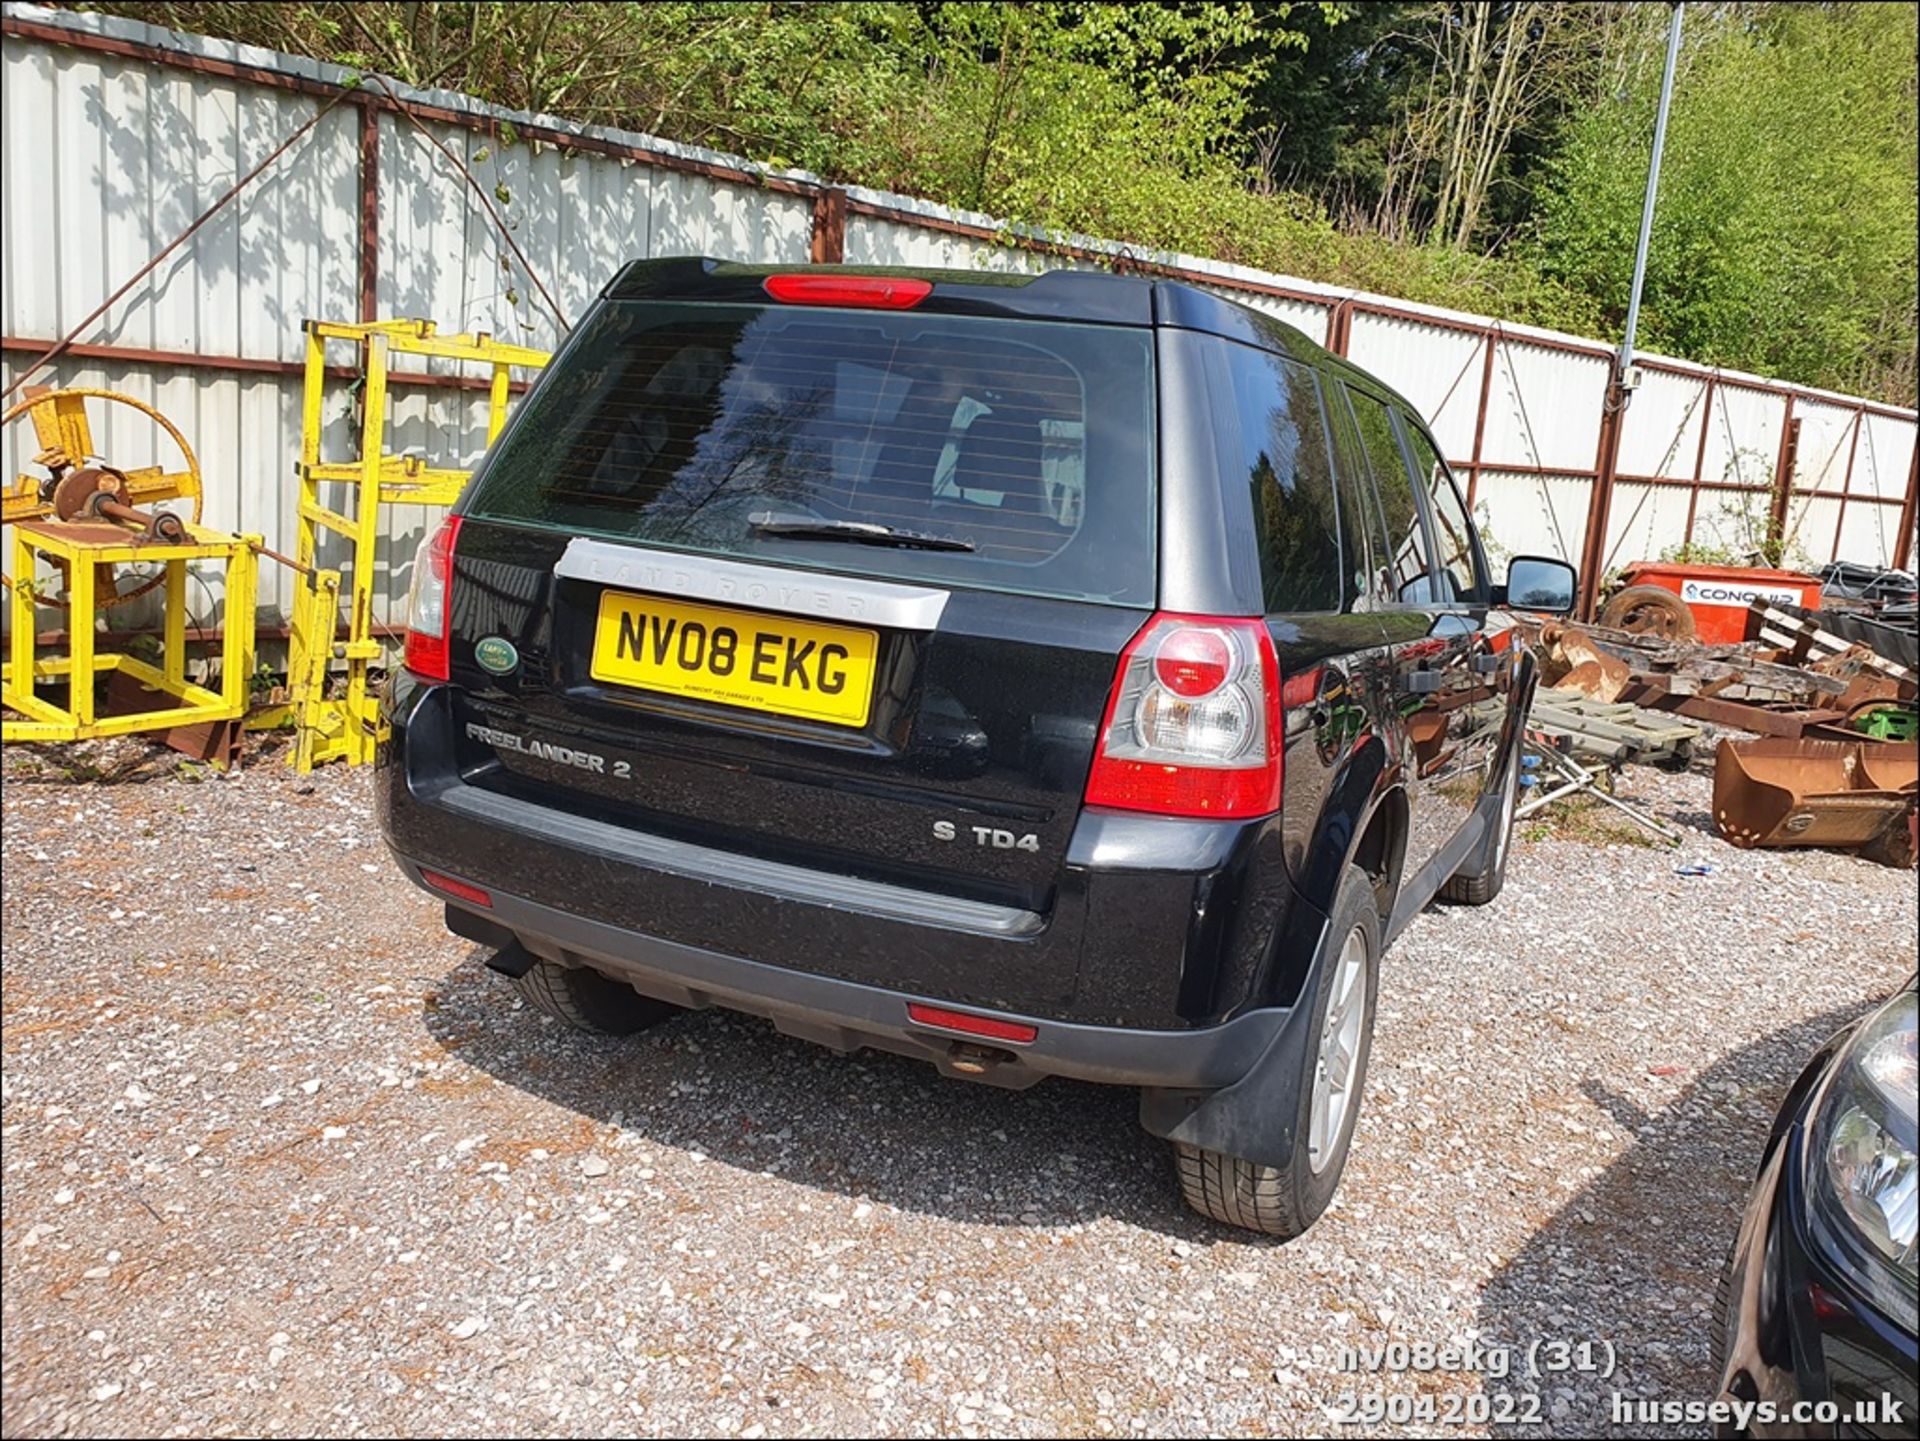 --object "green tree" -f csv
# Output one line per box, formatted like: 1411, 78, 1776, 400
72, 1, 1914, 401
1530, 2, 1918, 403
